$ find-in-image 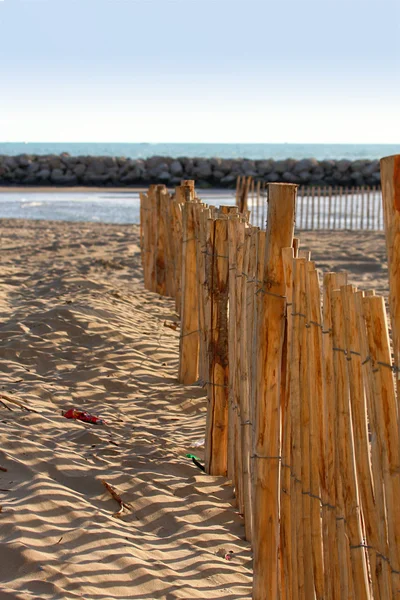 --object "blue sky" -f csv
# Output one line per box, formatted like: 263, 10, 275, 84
0, 0, 399, 143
